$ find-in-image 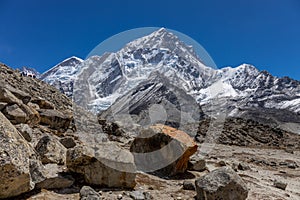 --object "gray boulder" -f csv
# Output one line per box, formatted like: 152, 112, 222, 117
189, 155, 206, 172
66, 143, 136, 188
36, 164, 74, 189
80, 186, 102, 200
195, 166, 248, 200
35, 135, 67, 165
4, 84, 31, 104
39, 109, 72, 131
0, 112, 35, 198
3, 104, 27, 124
0, 87, 22, 105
